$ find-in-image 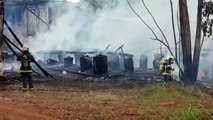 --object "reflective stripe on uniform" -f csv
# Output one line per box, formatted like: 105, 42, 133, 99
20, 70, 33, 73
163, 72, 171, 75
159, 60, 165, 72
162, 64, 172, 75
